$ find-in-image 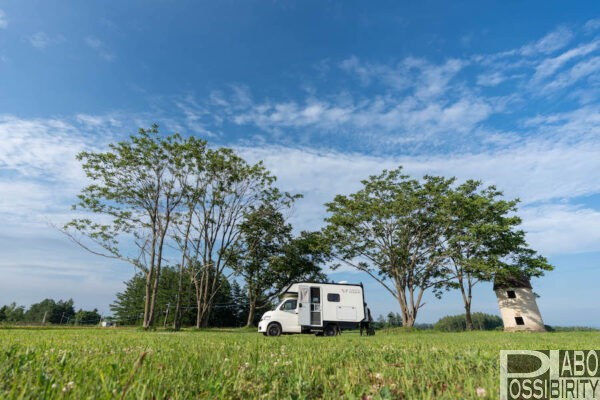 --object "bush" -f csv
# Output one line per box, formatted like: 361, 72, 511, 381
434, 313, 503, 332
